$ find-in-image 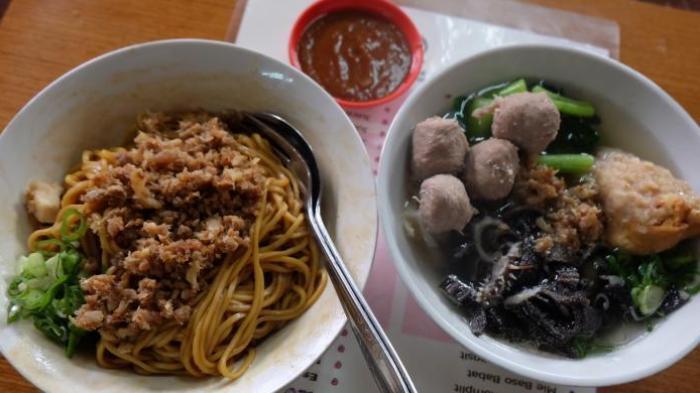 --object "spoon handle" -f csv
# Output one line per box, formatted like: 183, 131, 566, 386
310, 210, 417, 393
